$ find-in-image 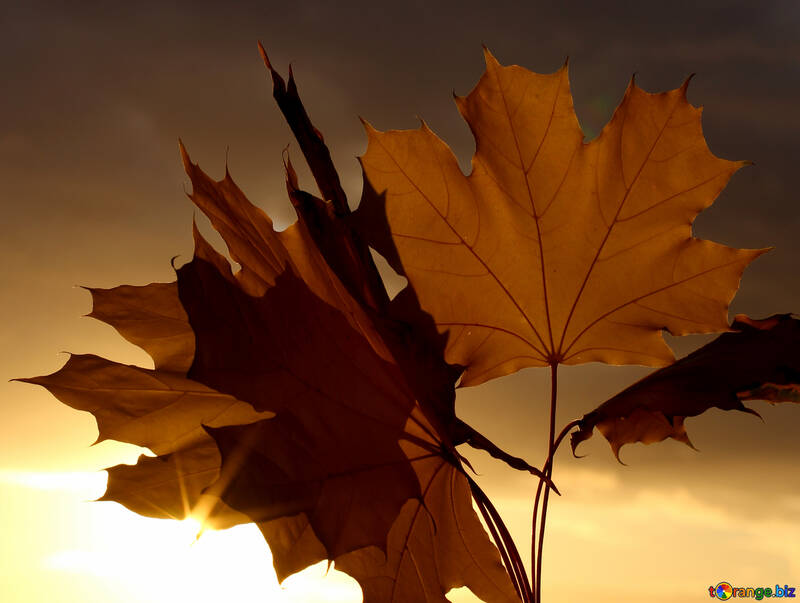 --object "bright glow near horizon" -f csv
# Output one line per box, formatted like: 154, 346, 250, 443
0, 470, 481, 602
4, 457, 800, 603
0, 469, 363, 603
43, 517, 363, 603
